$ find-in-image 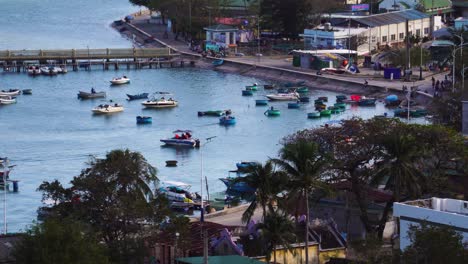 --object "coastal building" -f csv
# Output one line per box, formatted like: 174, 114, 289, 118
379, 0, 454, 19
203, 24, 238, 51
393, 197, 468, 249
454, 17, 468, 30
302, 10, 442, 55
